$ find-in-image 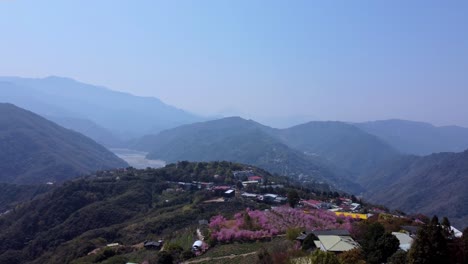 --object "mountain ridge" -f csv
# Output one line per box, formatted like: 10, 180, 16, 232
0, 76, 204, 140
0, 103, 128, 184
363, 149, 468, 229
356, 119, 468, 155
